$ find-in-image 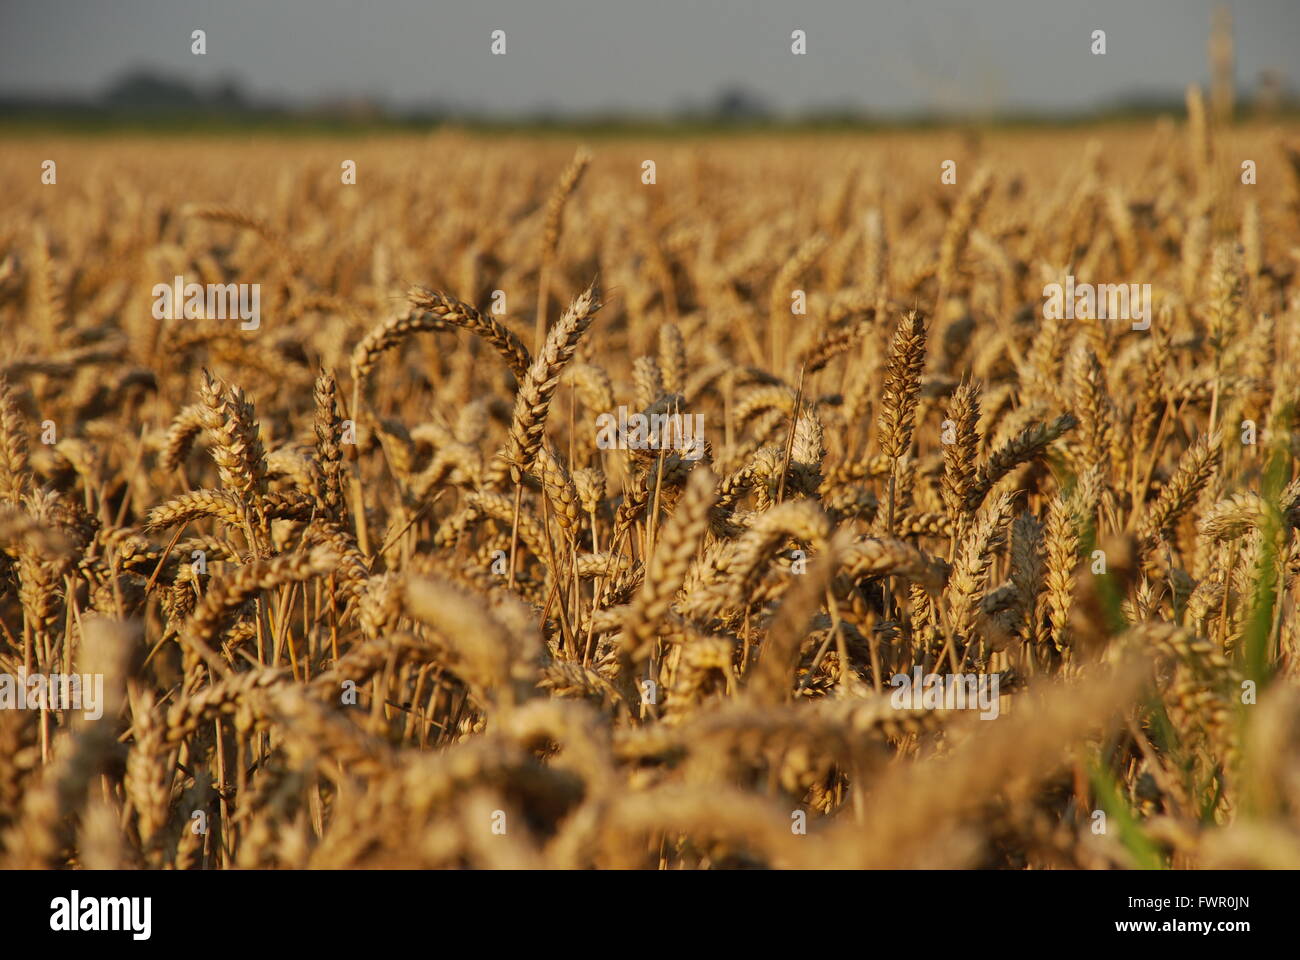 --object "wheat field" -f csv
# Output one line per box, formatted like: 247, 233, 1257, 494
1, 105, 1299, 869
